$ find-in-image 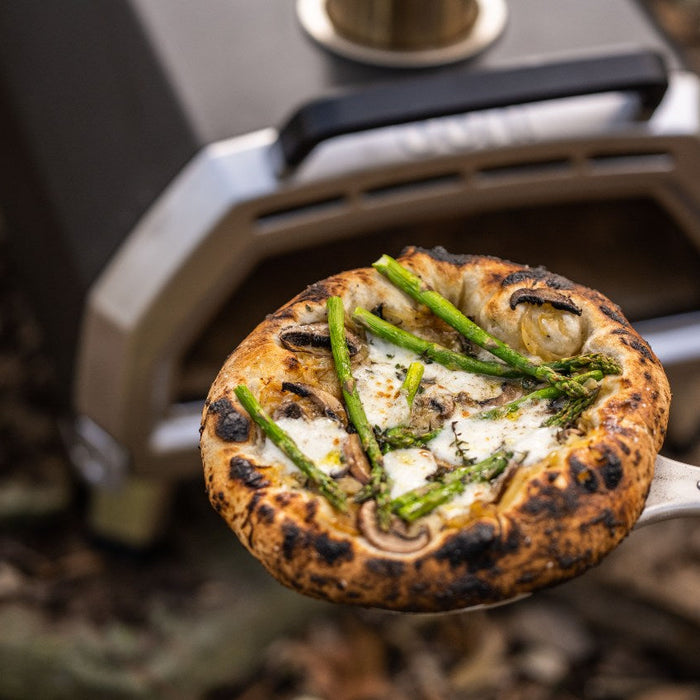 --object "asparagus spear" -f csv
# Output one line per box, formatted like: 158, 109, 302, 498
544, 384, 601, 428
234, 384, 347, 512
355, 307, 620, 384
401, 361, 425, 406
353, 307, 521, 378
479, 370, 603, 421
326, 296, 392, 530
391, 451, 511, 522
546, 353, 621, 376
376, 425, 440, 453
372, 254, 589, 398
